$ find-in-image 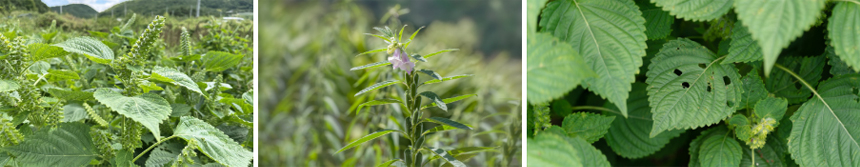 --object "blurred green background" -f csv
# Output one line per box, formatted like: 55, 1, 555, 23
259, 0, 522, 166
